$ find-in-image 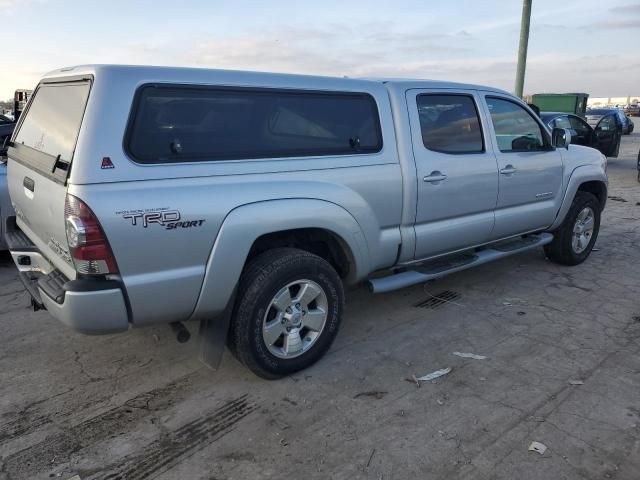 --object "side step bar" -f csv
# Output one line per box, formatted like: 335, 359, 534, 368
369, 233, 553, 294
